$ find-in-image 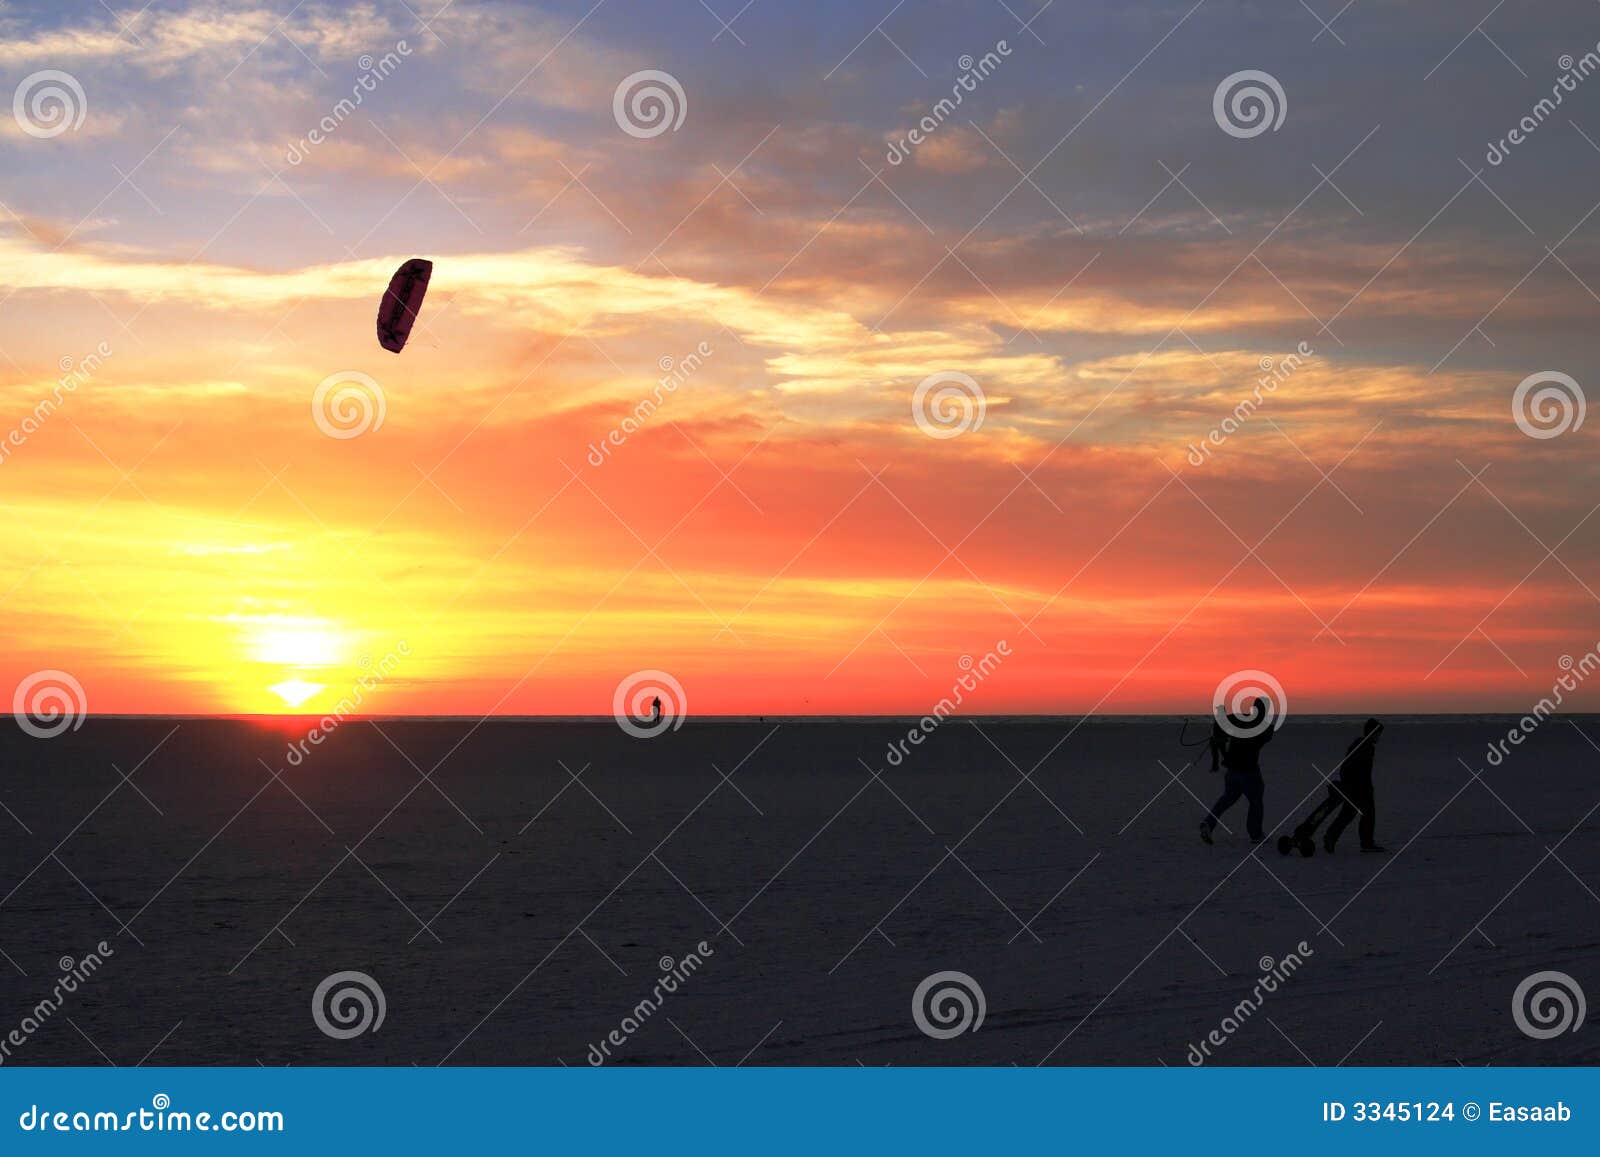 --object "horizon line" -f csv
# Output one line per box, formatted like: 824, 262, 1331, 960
48, 711, 1594, 723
